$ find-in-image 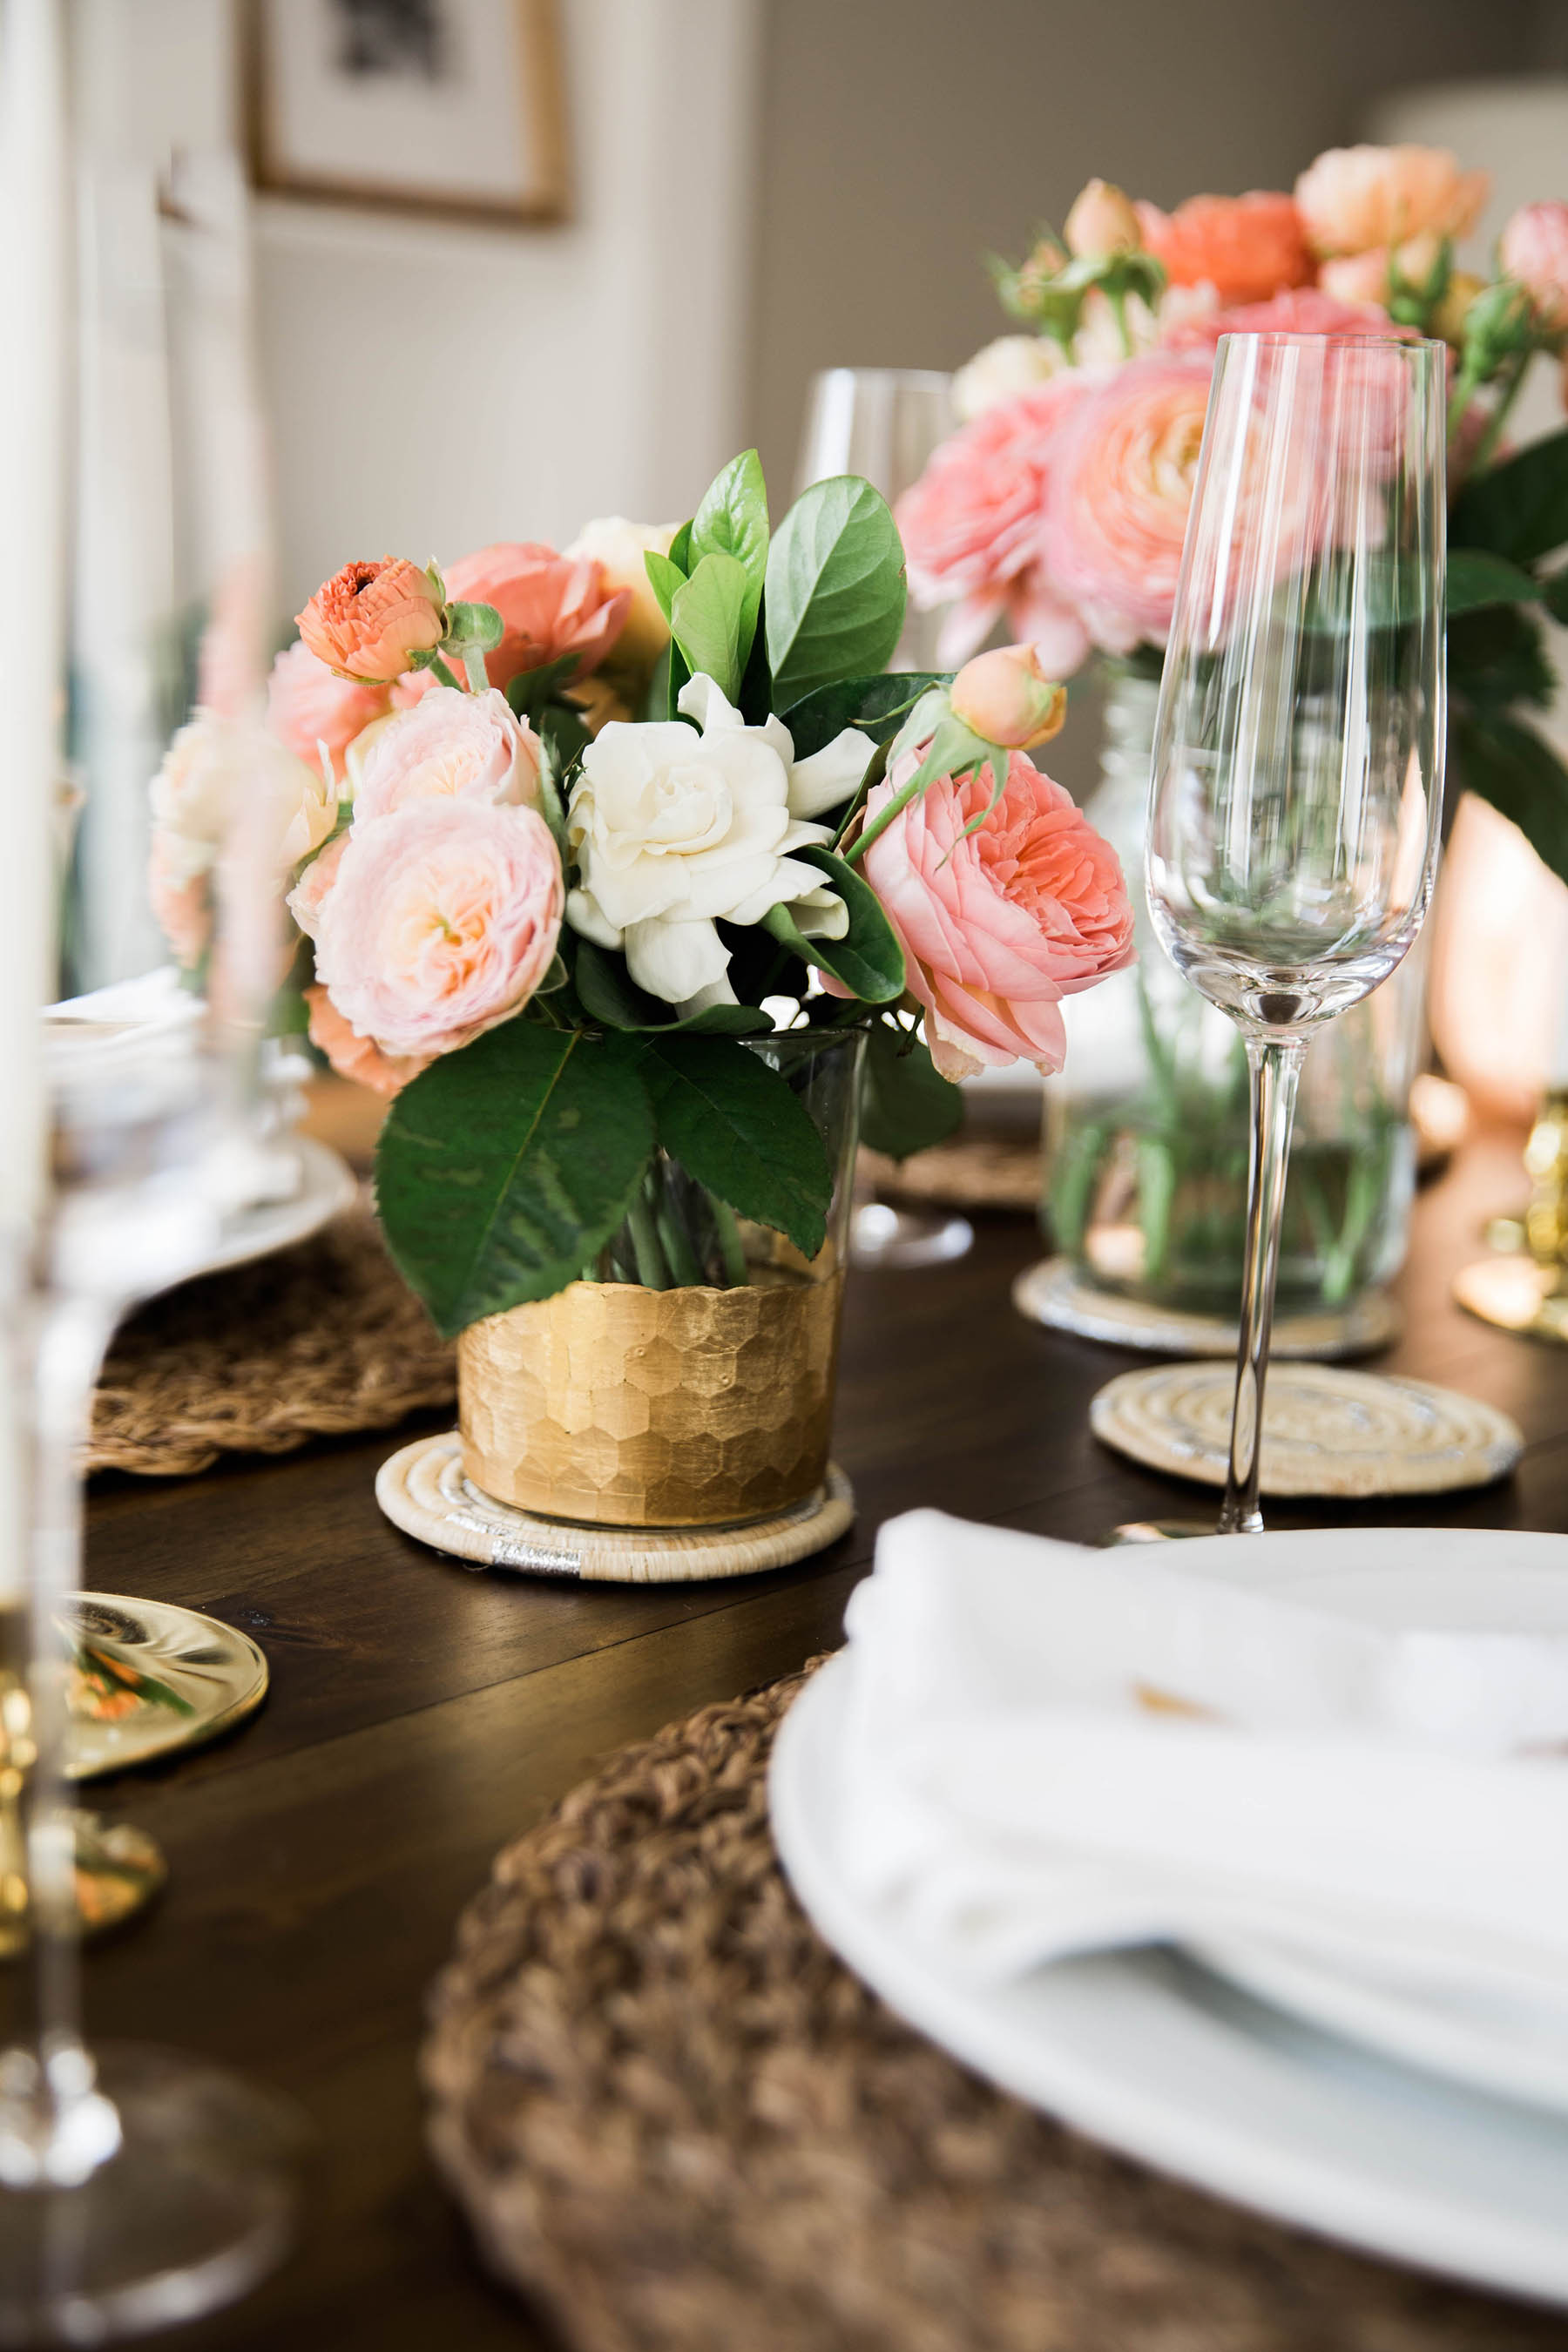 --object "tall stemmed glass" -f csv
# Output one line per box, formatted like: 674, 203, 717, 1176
0, 12, 299, 2333
1146, 332, 1447, 1534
